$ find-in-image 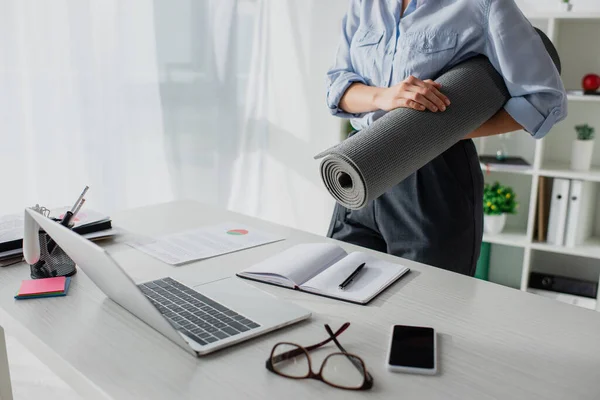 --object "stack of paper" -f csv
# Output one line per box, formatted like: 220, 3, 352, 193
1, 207, 117, 265
14, 276, 72, 300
